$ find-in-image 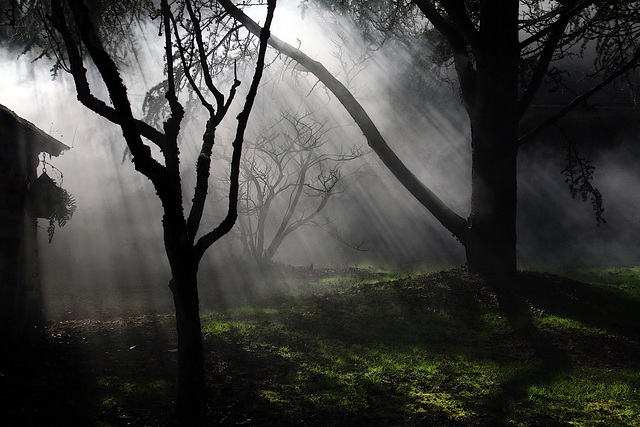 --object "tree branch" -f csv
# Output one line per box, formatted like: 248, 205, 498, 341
517, 0, 591, 119
413, 0, 477, 112
519, 45, 640, 145
194, 0, 276, 260
218, 0, 469, 244
187, 118, 216, 242
47, 2, 167, 151
183, 0, 226, 111
168, 6, 215, 116
438, 0, 480, 50
55, 0, 168, 185
161, 0, 185, 180
413, 0, 476, 52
